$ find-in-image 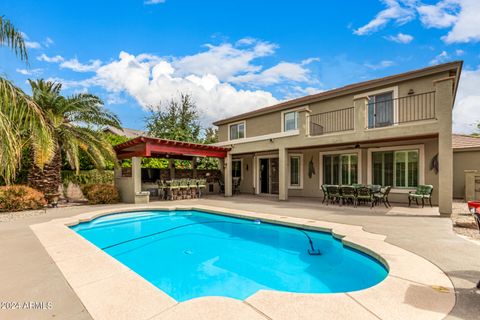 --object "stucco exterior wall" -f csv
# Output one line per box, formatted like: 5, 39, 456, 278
453, 150, 480, 199
230, 138, 439, 205
216, 72, 450, 142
